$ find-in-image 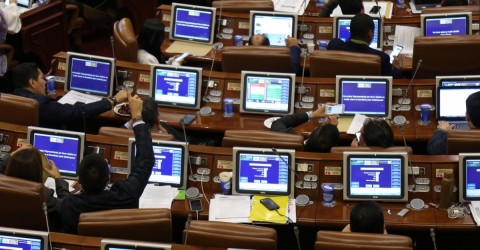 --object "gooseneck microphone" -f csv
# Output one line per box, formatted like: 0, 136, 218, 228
430, 228, 437, 250
294, 225, 302, 250
42, 202, 53, 250
110, 36, 120, 90
399, 59, 423, 108
183, 214, 193, 250
271, 148, 303, 188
